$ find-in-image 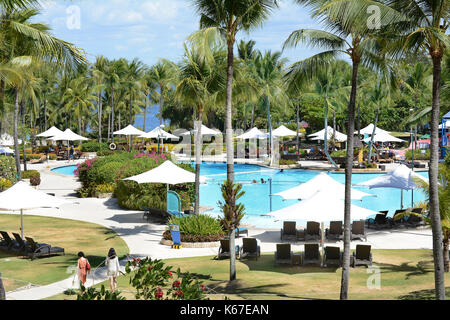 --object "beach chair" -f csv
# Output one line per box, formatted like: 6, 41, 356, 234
351, 244, 372, 267
302, 243, 321, 266
388, 209, 407, 226
217, 239, 239, 260
351, 220, 367, 241
167, 191, 185, 217
280, 221, 297, 241
25, 237, 65, 260
0, 231, 20, 252
12, 233, 30, 254
406, 208, 426, 228
367, 211, 389, 229
324, 246, 343, 267
274, 243, 293, 265
235, 227, 249, 238
305, 221, 321, 241
325, 221, 343, 240
239, 238, 260, 260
